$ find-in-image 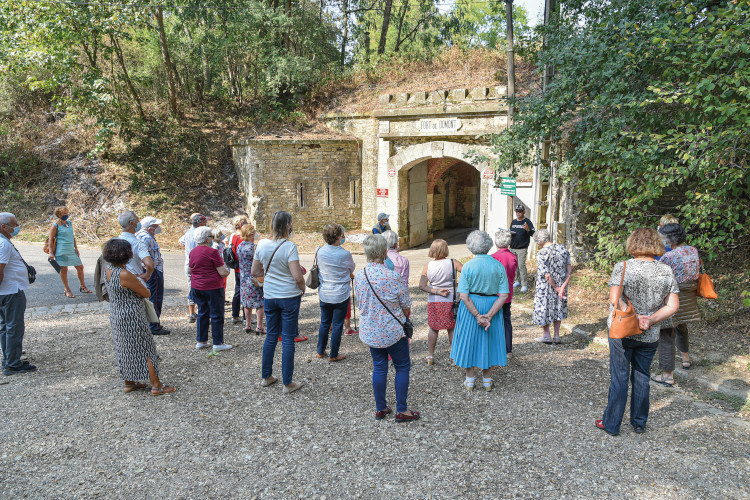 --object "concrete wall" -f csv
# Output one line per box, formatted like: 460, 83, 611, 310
229, 139, 362, 232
